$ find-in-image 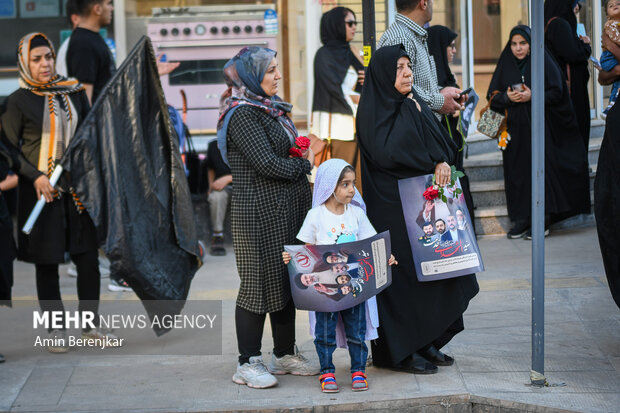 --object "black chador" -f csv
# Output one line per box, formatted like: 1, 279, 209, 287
357, 44, 479, 368
594, 101, 620, 309
487, 25, 590, 227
